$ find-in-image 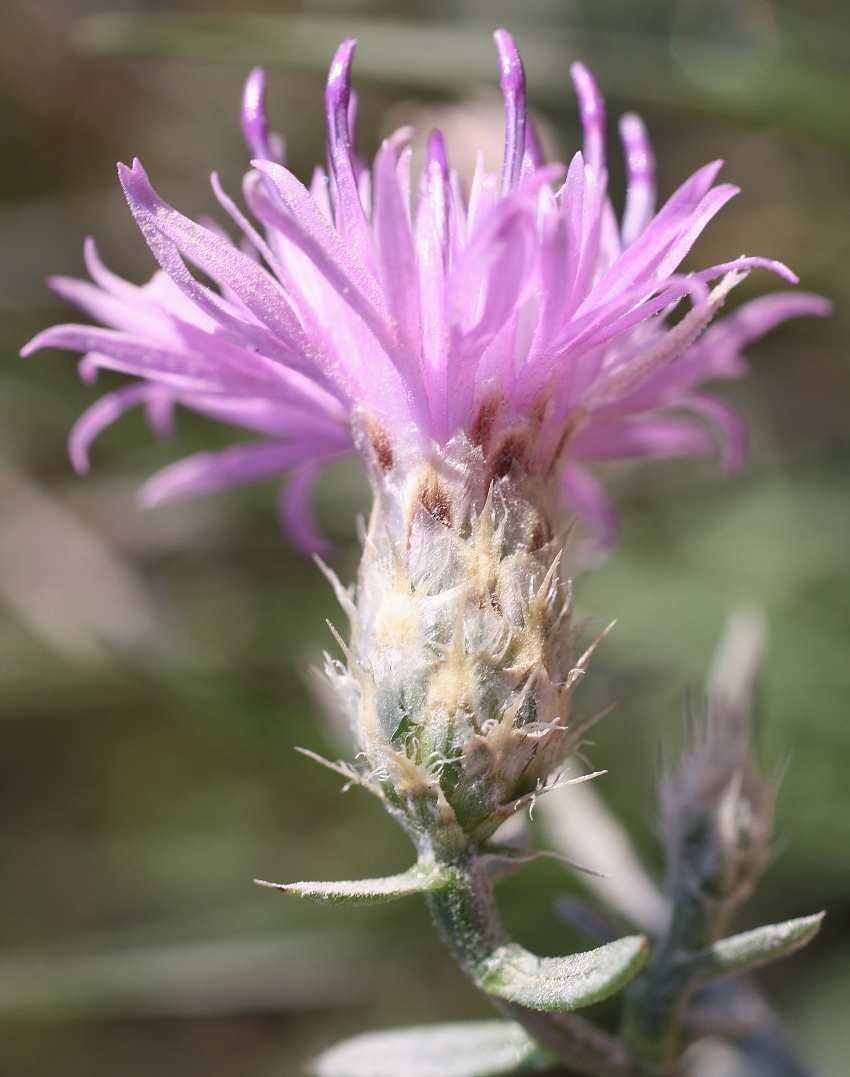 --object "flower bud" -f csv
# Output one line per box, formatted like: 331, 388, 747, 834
322, 426, 593, 857
659, 611, 774, 938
